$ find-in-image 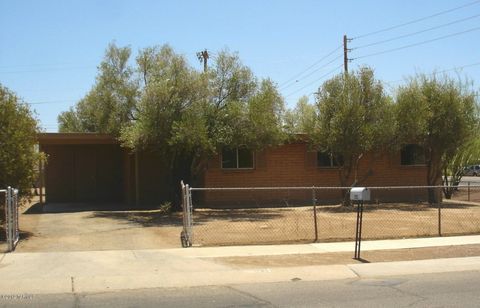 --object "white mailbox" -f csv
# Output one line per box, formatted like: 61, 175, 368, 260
350, 187, 370, 201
